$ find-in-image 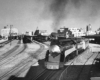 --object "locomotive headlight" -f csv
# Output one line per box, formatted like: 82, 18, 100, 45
49, 45, 61, 53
